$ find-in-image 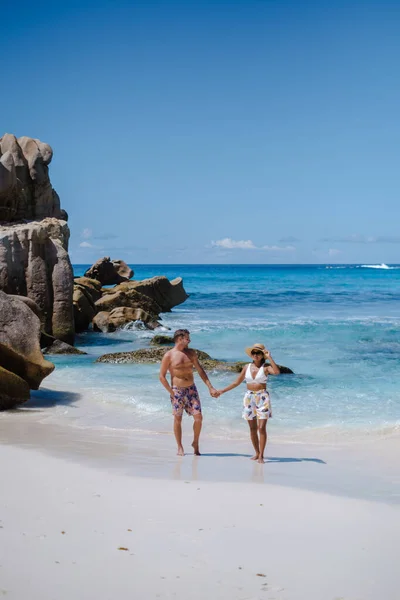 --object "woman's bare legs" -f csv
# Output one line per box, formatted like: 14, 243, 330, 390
257, 419, 268, 463
247, 419, 260, 460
